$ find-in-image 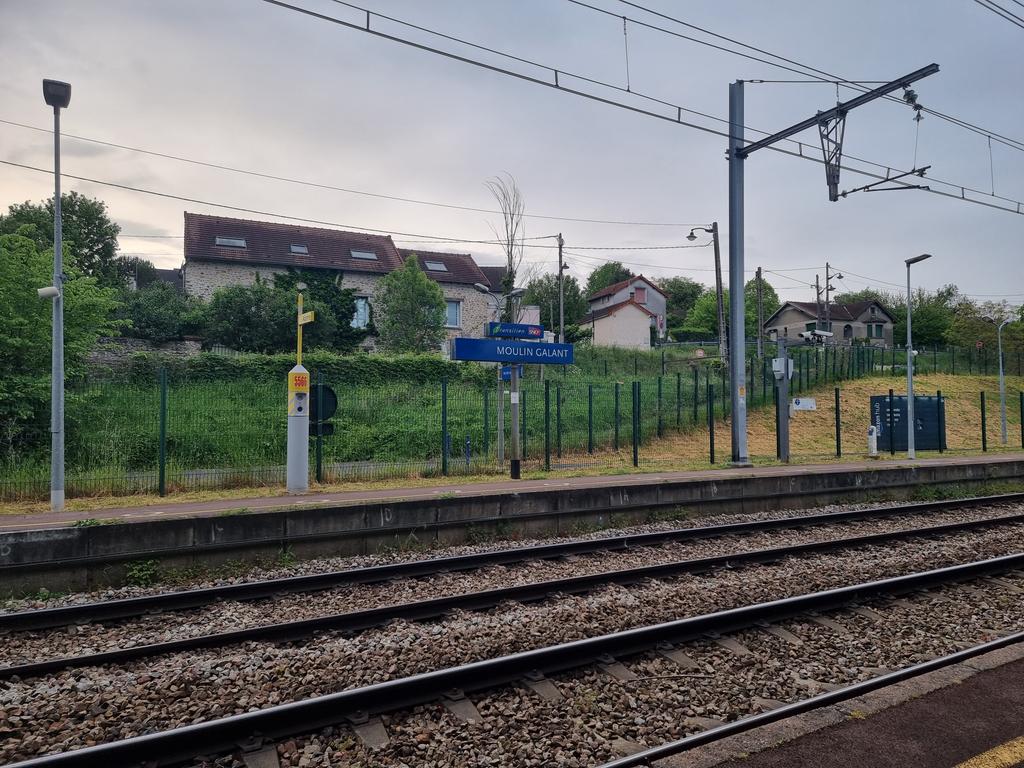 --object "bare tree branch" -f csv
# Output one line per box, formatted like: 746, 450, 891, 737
485, 172, 526, 322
